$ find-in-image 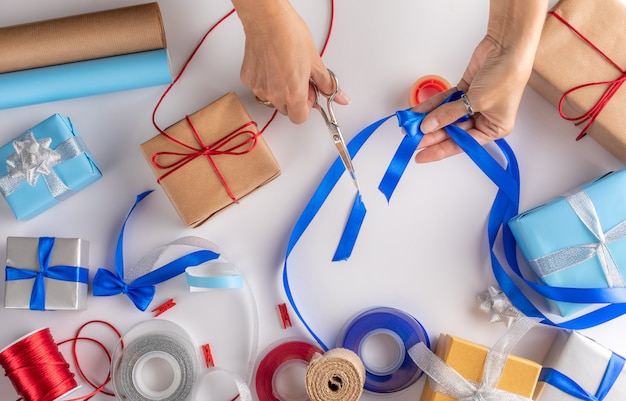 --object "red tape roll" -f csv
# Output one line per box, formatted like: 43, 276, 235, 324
409, 75, 451, 107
